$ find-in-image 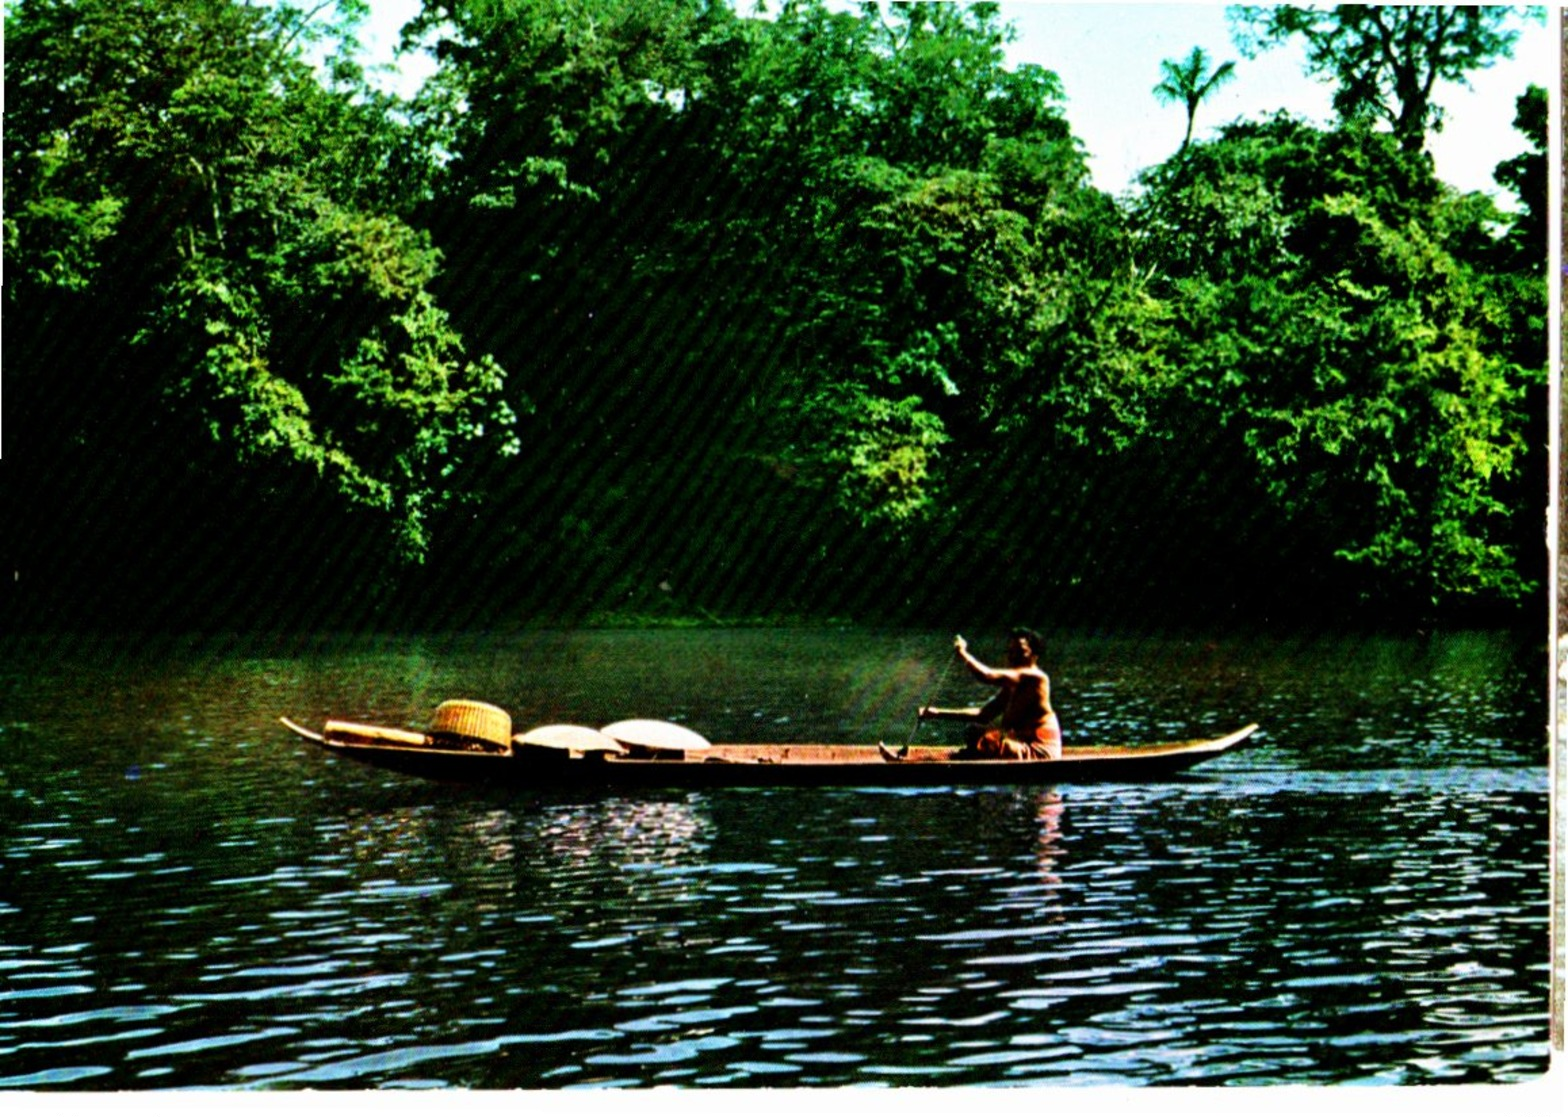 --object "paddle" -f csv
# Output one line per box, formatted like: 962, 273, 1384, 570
881, 637, 961, 761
